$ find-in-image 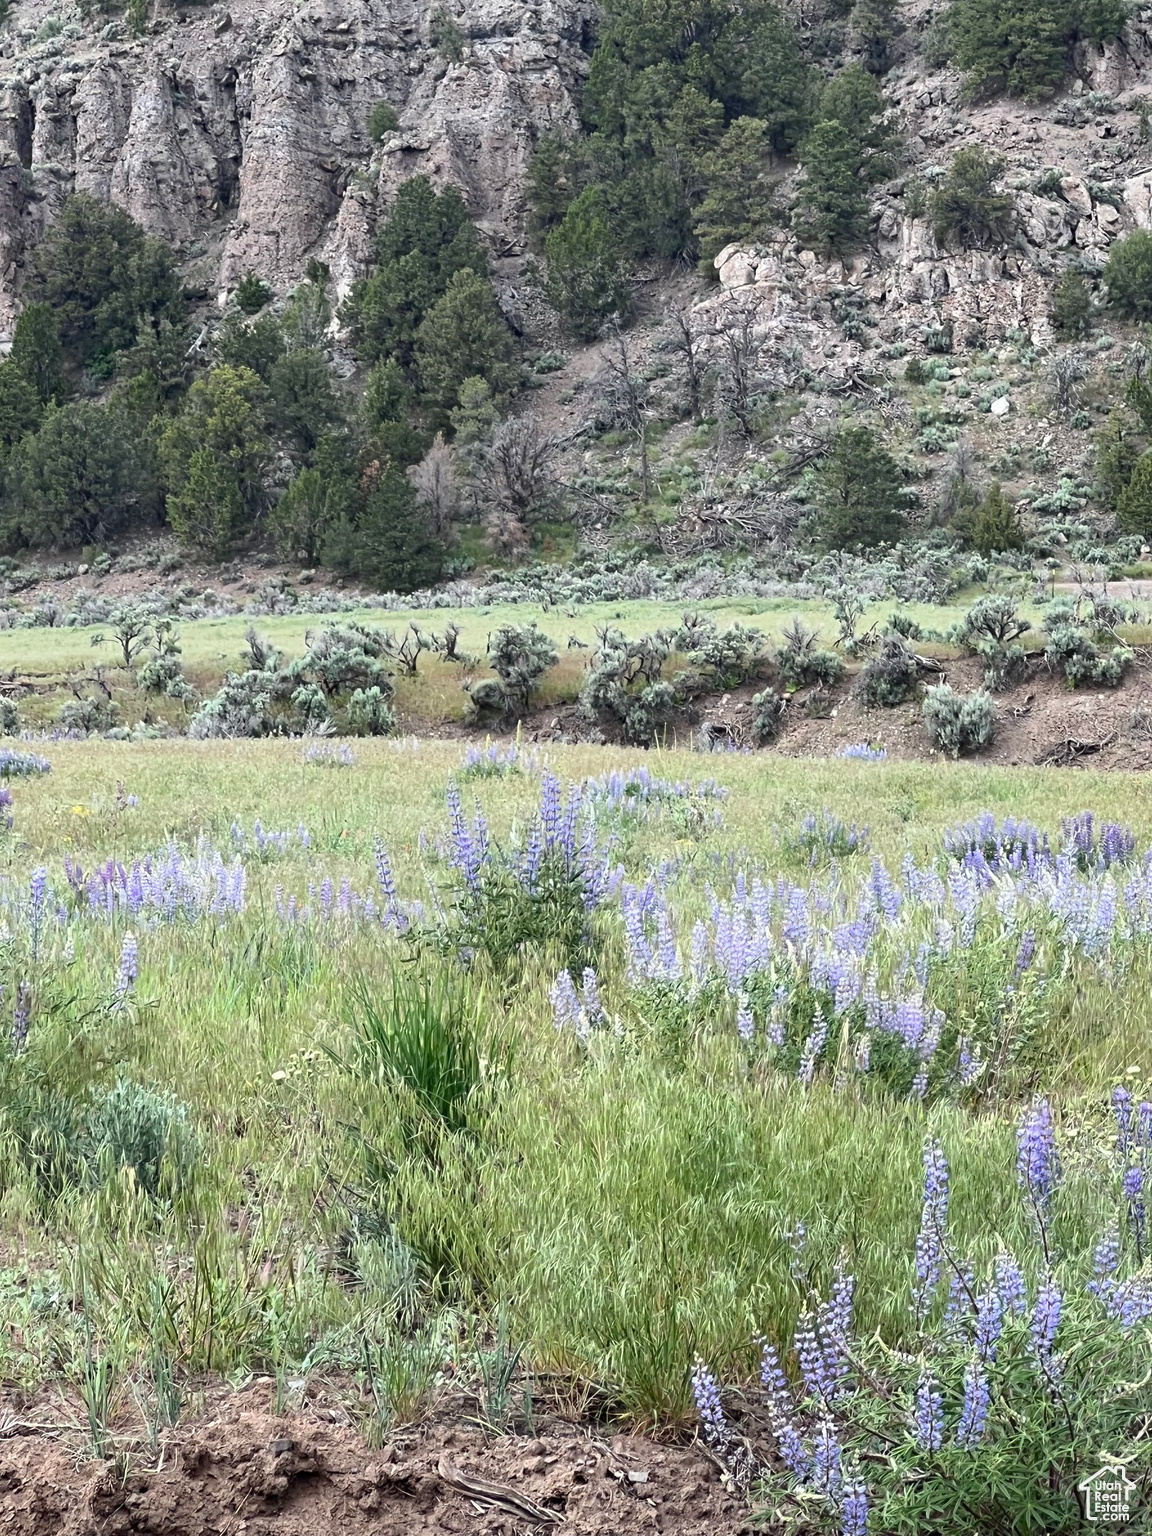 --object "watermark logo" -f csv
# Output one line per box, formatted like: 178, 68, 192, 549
1080, 1463, 1137, 1524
